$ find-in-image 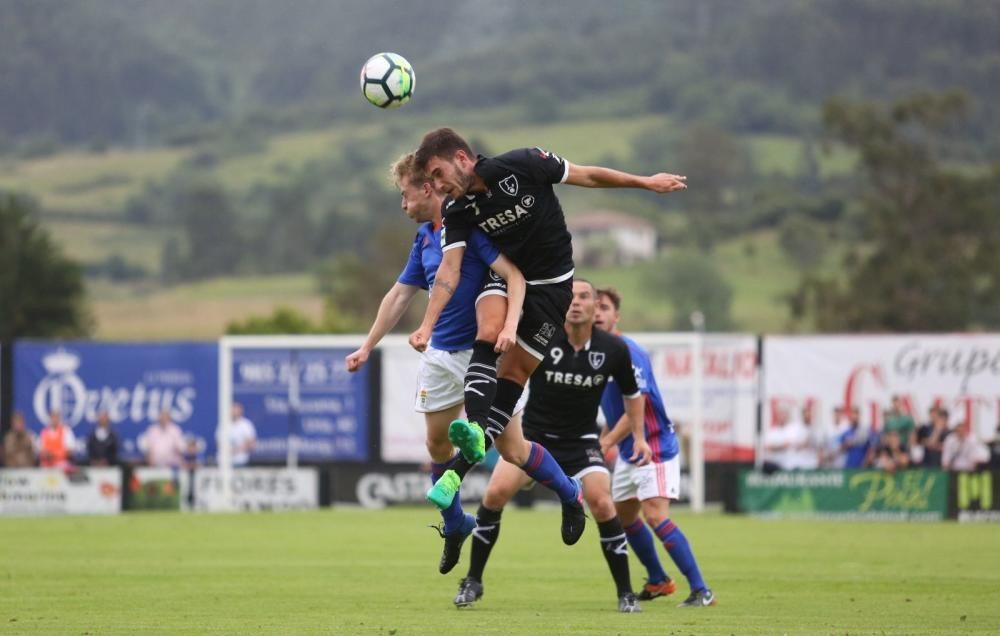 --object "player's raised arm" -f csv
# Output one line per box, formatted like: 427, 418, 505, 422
486, 254, 525, 354
409, 245, 465, 352
565, 162, 687, 193
346, 282, 420, 372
